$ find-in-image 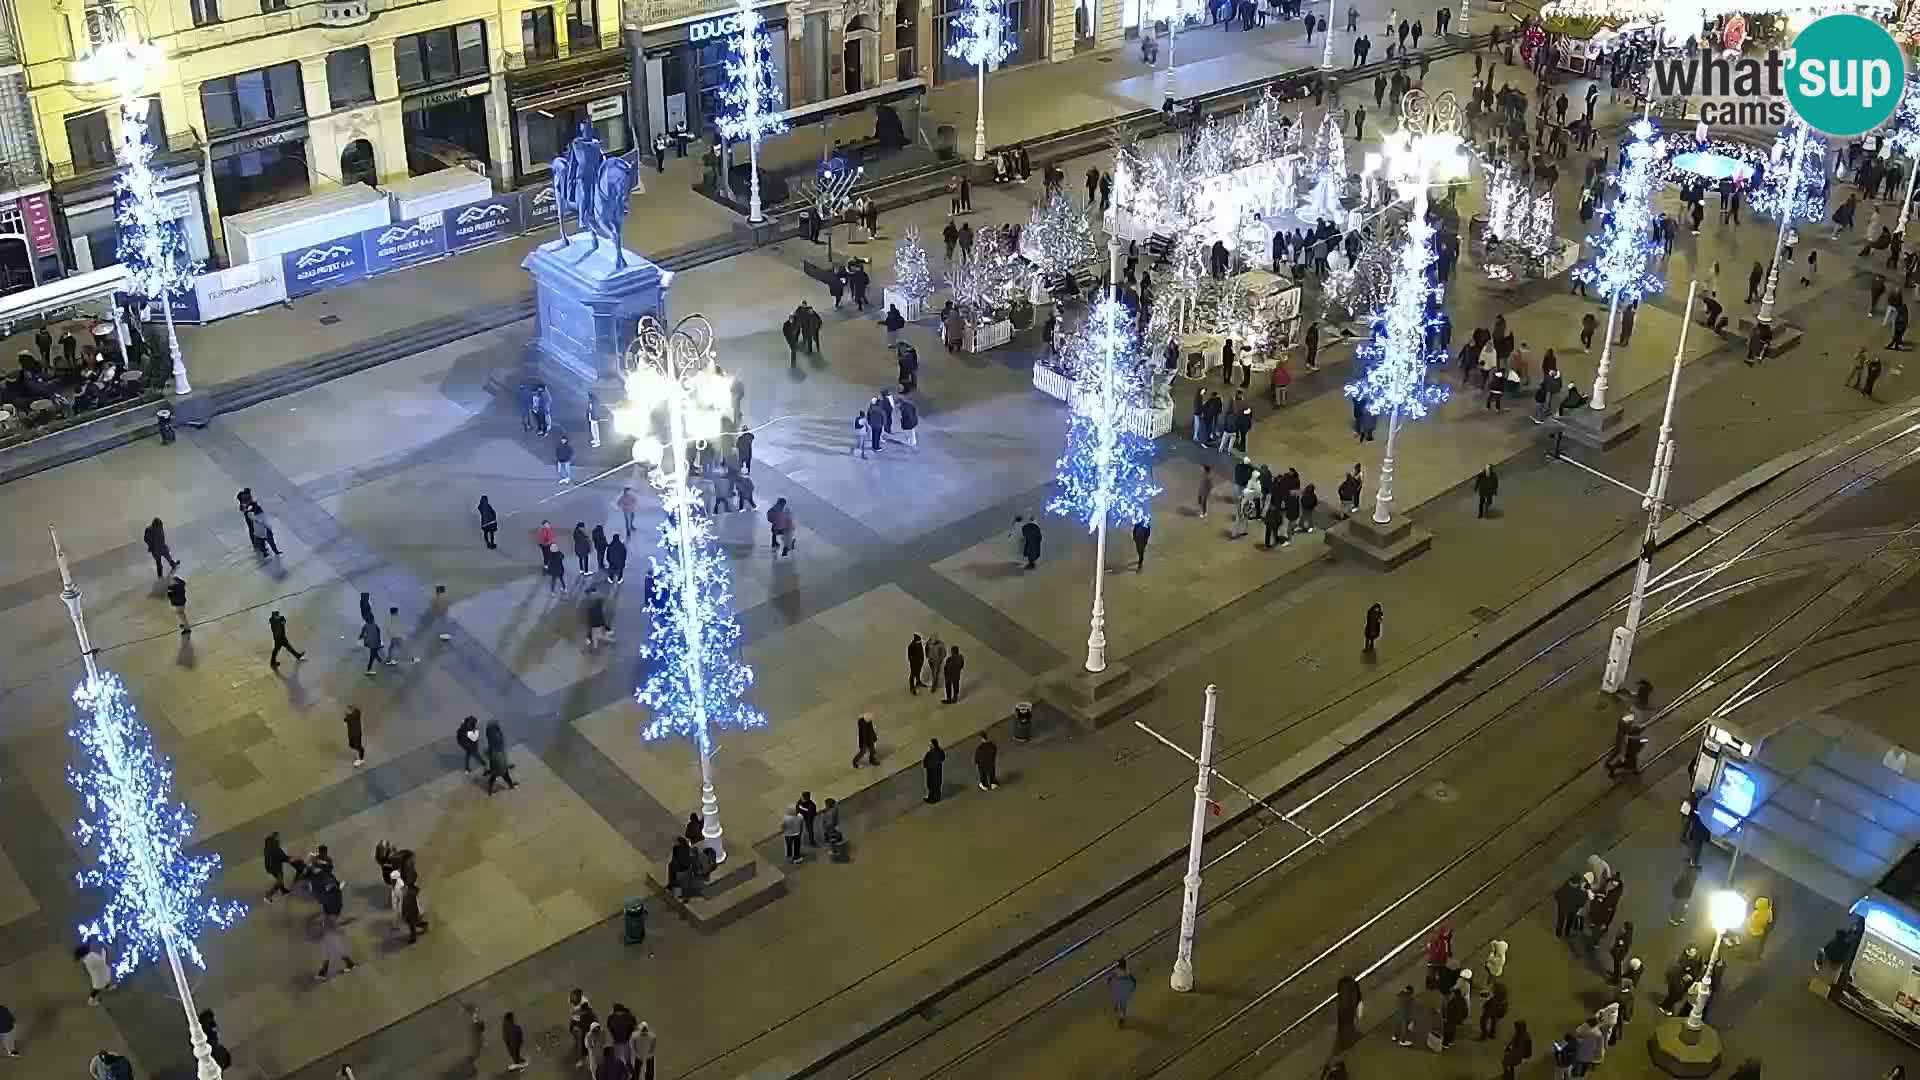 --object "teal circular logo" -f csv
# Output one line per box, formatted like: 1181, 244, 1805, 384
1785, 14, 1906, 137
